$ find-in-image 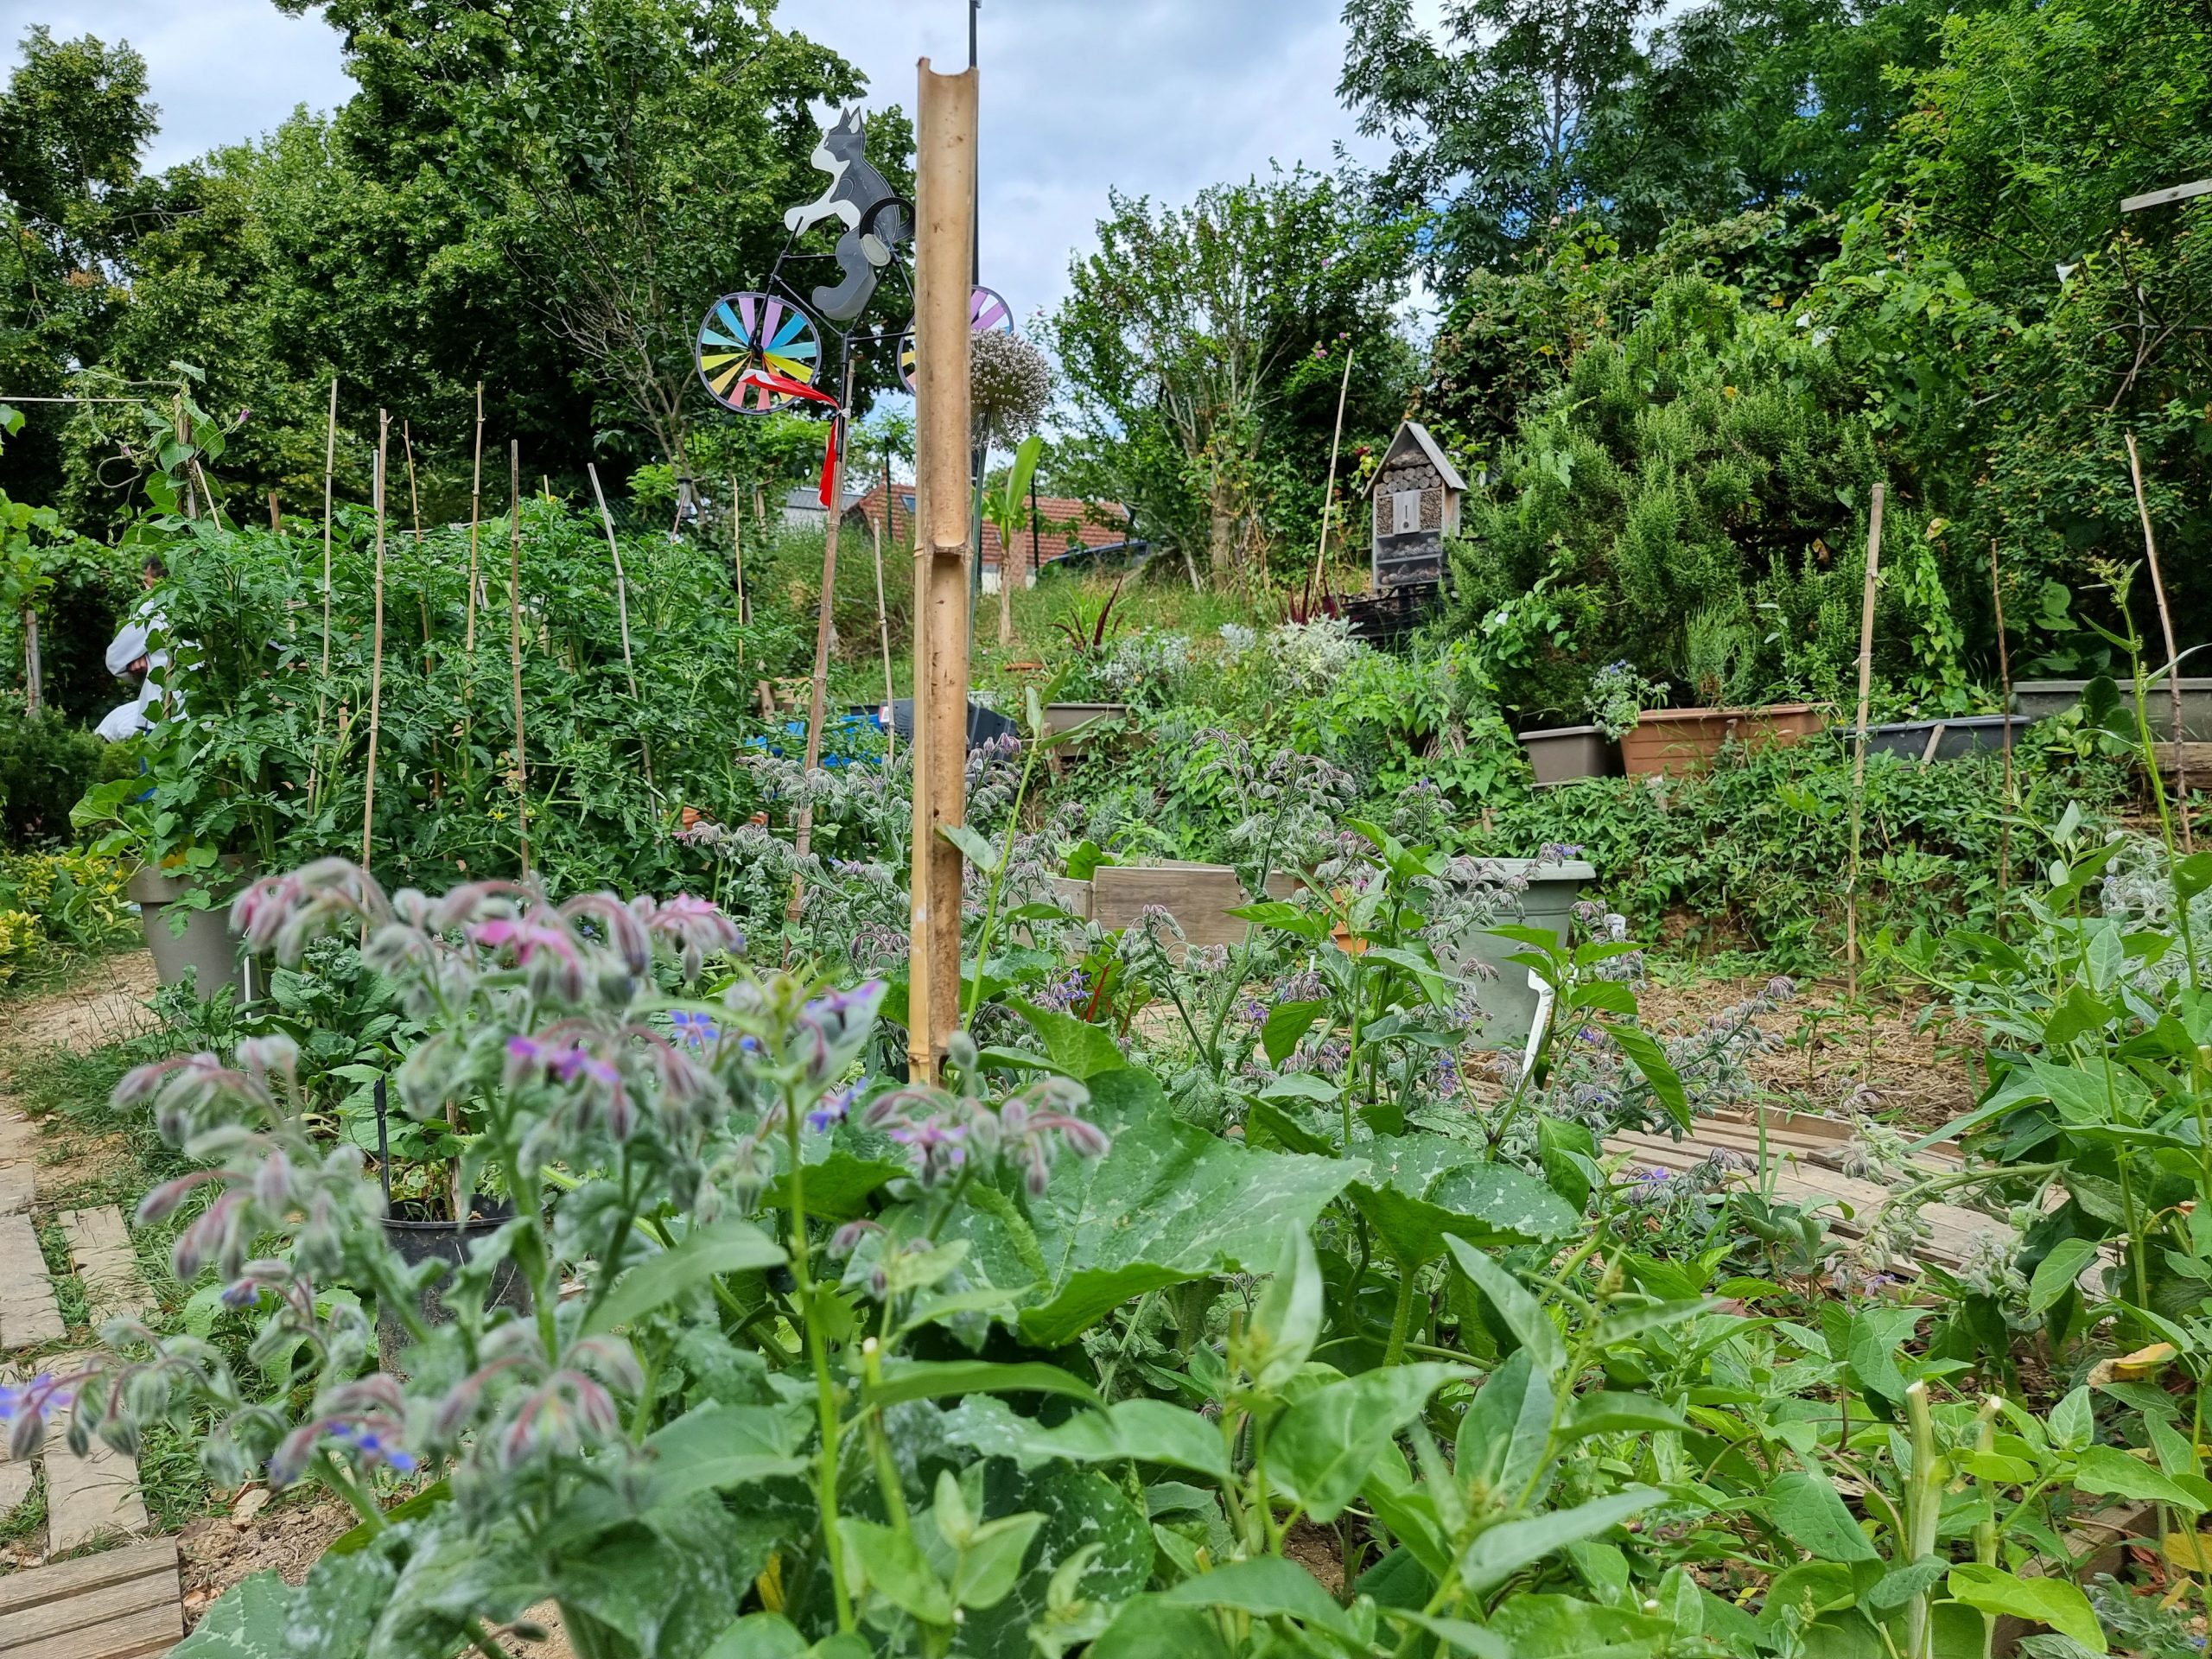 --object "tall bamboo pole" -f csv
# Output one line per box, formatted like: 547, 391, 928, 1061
362, 413, 390, 873
791, 353, 858, 919
1844, 482, 1885, 988
314, 377, 338, 799
909, 60, 977, 1084
509, 442, 530, 876
1307, 344, 1356, 607
1991, 540, 2016, 932
2126, 432, 2190, 849
403, 421, 431, 657
728, 474, 747, 620
587, 462, 654, 791
465, 384, 485, 658
872, 480, 896, 765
